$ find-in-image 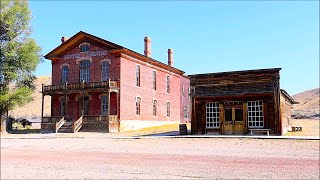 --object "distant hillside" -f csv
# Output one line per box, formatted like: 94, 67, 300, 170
10, 76, 51, 119
292, 88, 319, 119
